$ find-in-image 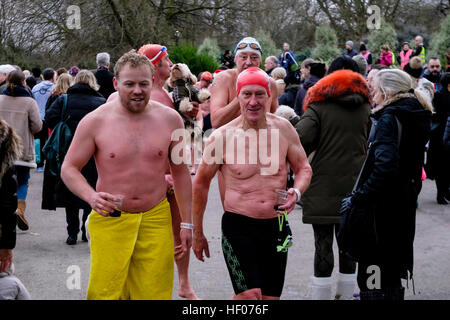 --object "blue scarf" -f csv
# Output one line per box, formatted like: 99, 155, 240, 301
2, 85, 32, 98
